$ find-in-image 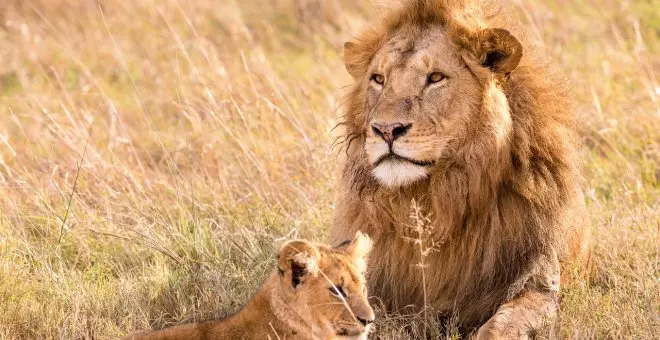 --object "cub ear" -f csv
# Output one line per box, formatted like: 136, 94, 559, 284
337, 231, 372, 272
278, 240, 320, 289
475, 28, 523, 74
344, 41, 368, 79
345, 231, 372, 260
